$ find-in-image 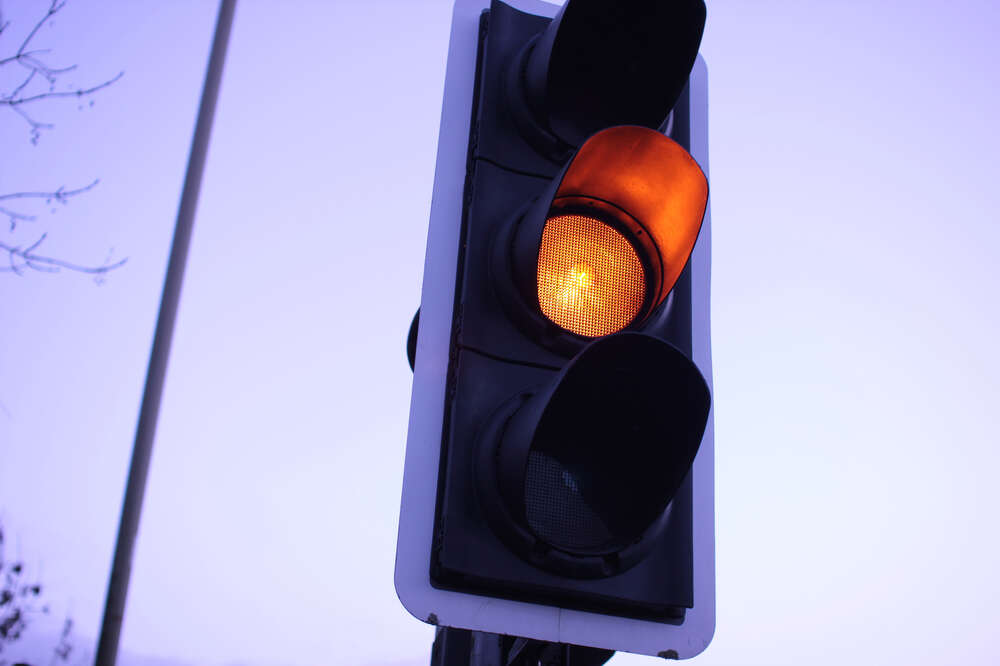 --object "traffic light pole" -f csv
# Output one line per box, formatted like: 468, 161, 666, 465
430, 628, 614, 666
94, 1, 237, 664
